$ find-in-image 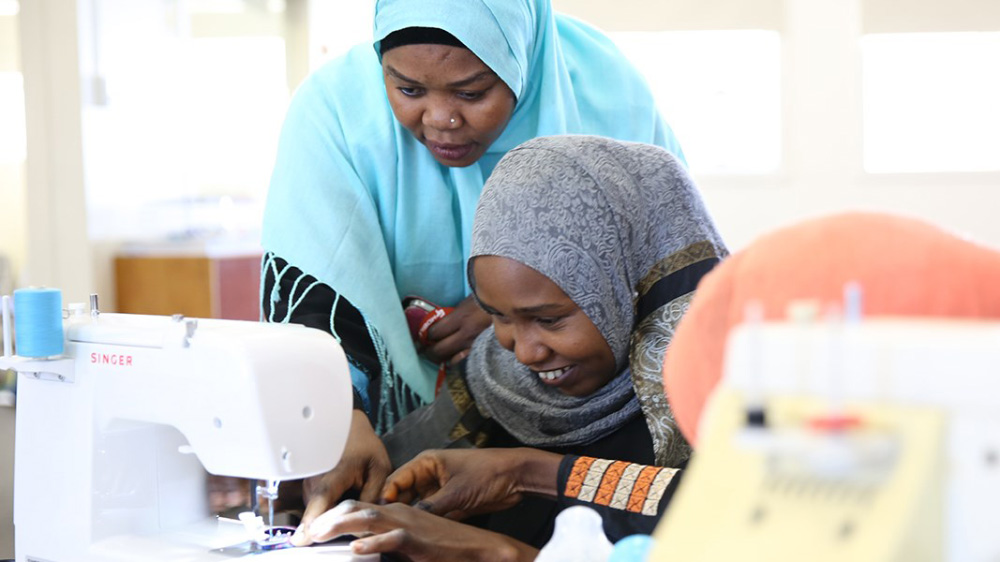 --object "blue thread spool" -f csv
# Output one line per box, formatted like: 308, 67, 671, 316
14, 288, 64, 358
